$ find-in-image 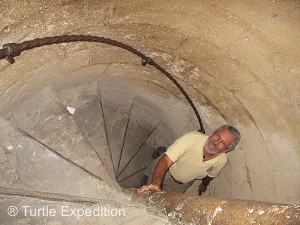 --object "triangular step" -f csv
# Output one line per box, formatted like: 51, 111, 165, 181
100, 89, 134, 175
119, 170, 147, 189
0, 193, 166, 224
0, 187, 108, 203
9, 86, 116, 187
118, 125, 170, 188
0, 118, 126, 202
57, 82, 115, 180
116, 96, 160, 177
